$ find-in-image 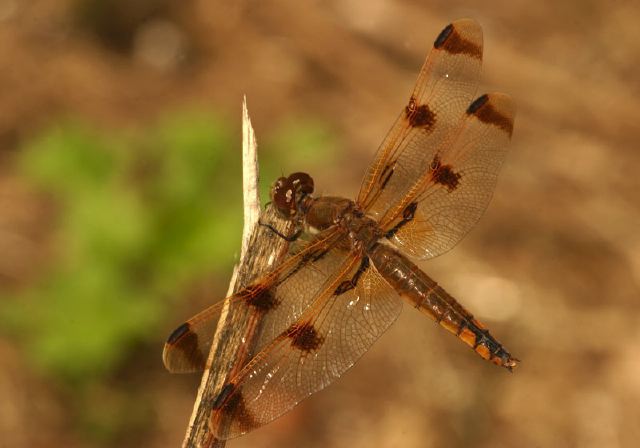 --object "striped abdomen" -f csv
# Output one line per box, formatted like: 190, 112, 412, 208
368, 244, 517, 370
